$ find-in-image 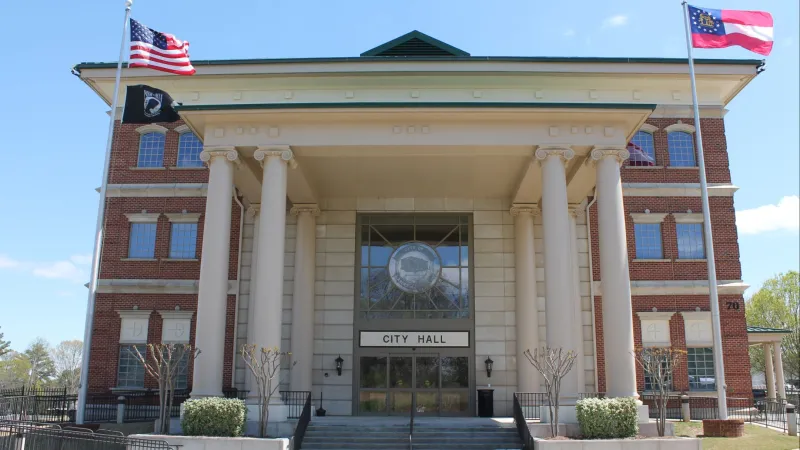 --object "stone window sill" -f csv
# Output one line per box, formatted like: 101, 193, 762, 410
129, 166, 167, 170
625, 166, 664, 169
161, 258, 199, 262
633, 258, 671, 262
676, 258, 708, 262
666, 166, 699, 170
120, 258, 157, 261
169, 166, 206, 170
111, 387, 147, 393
